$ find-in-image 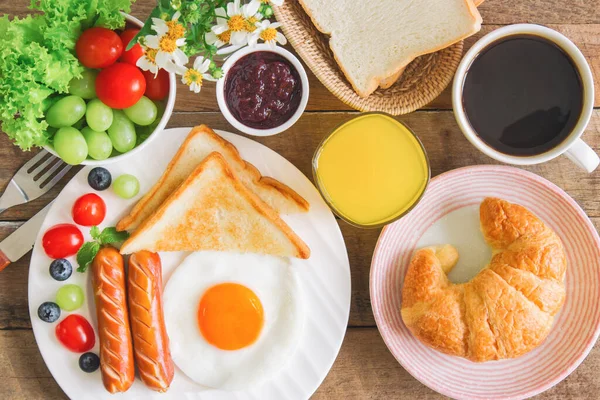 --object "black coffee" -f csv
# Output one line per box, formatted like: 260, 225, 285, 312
462, 34, 583, 156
